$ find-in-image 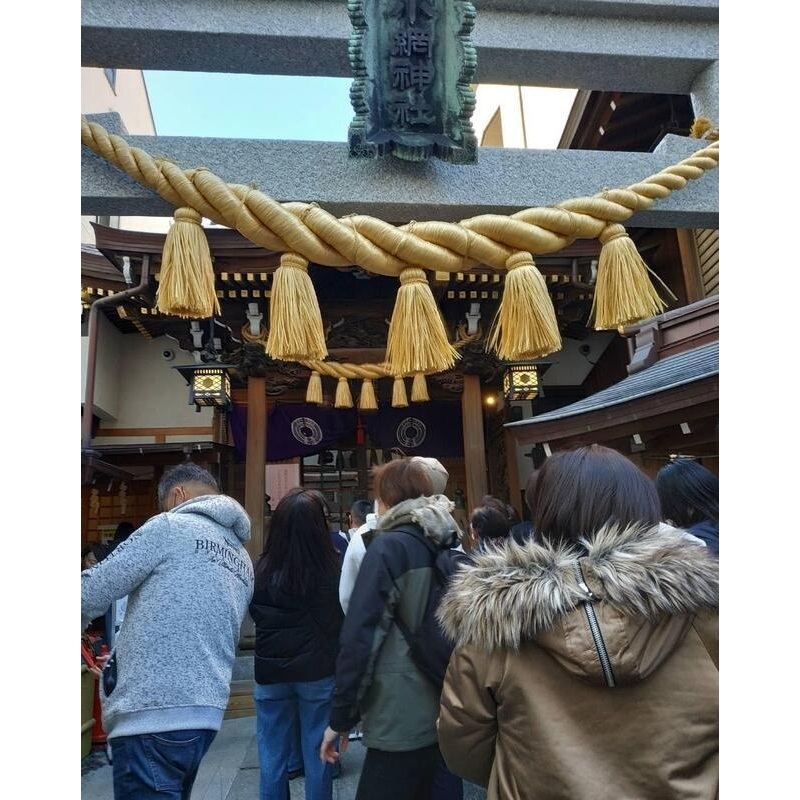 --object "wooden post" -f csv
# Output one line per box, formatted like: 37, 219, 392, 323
676, 228, 705, 303
504, 428, 523, 519
461, 375, 489, 512
244, 377, 266, 563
